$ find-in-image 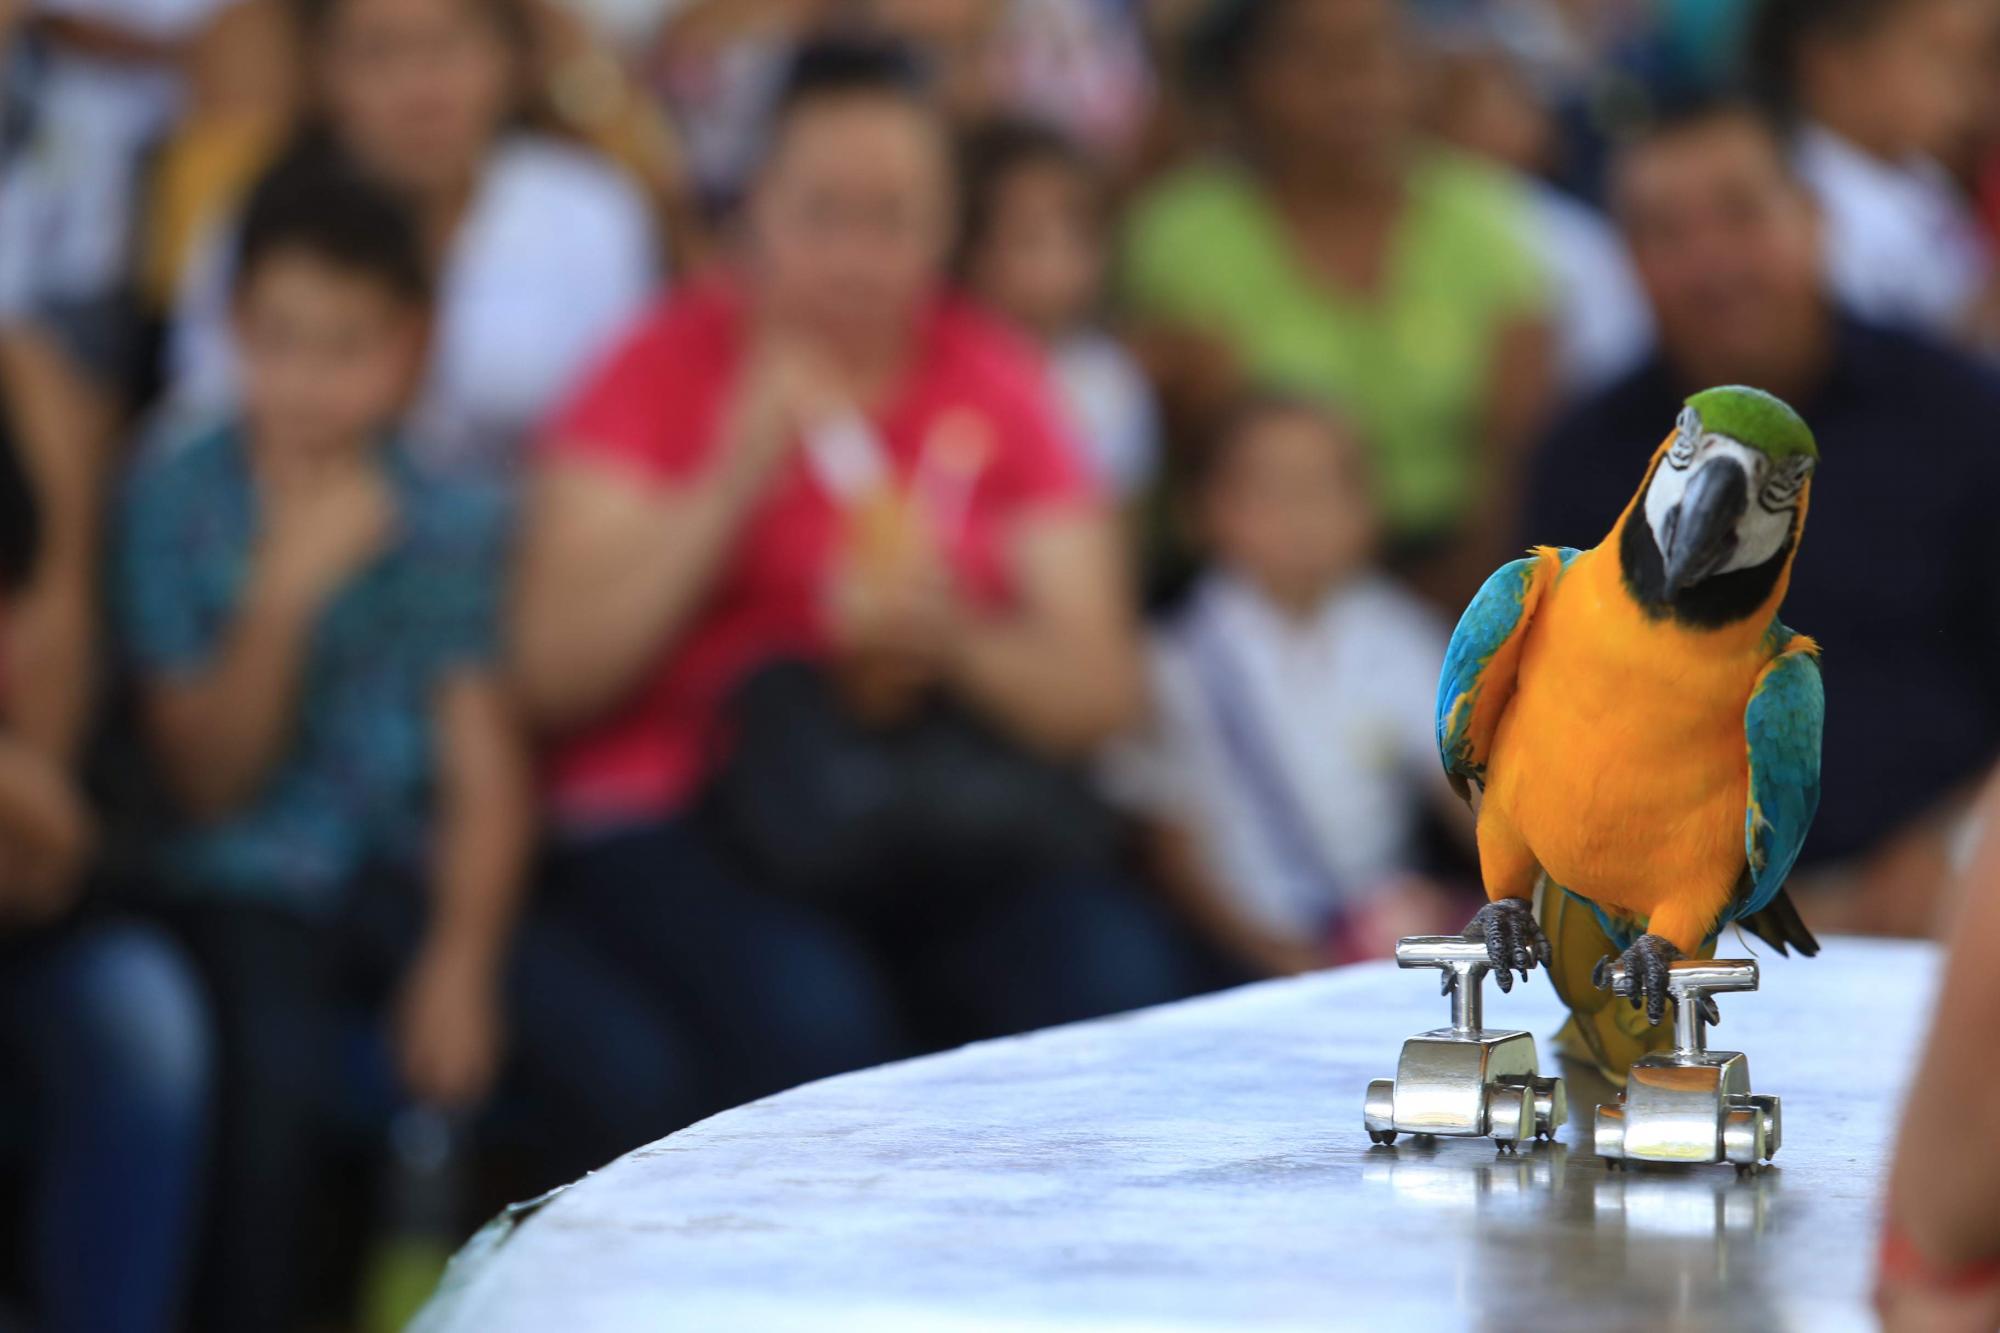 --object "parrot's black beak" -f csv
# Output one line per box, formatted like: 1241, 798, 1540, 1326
1662, 456, 1749, 594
